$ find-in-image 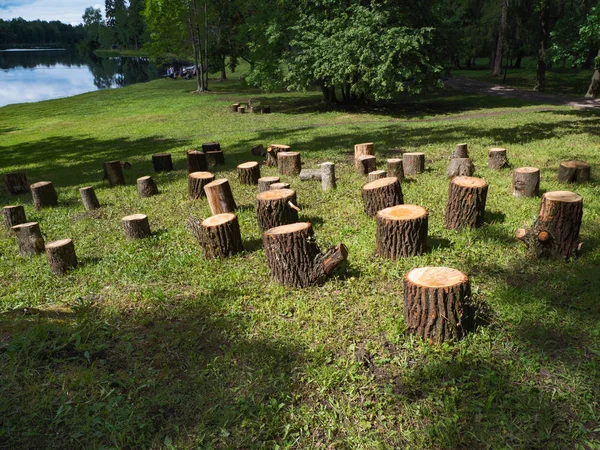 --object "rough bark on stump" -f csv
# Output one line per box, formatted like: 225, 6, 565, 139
206, 151, 225, 167
270, 182, 290, 190
445, 176, 488, 230
204, 178, 237, 215
451, 143, 469, 159
3, 205, 26, 228
367, 170, 387, 183
266, 144, 290, 167
516, 190, 583, 259
46, 238, 77, 275
447, 158, 475, 178
256, 189, 299, 231
386, 158, 404, 180
258, 176, 280, 192
299, 169, 322, 181
121, 214, 151, 239
362, 177, 404, 217
202, 142, 221, 153
403, 153, 425, 176
197, 213, 244, 258
558, 160, 591, 183
512, 167, 540, 197
356, 155, 377, 176
188, 171, 215, 199
137, 176, 159, 198
488, 148, 509, 169
262, 222, 348, 287
321, 162, 336, 190
186, 150, 208, 173
79, 186, 100, 210
11, 222, 45, 256
404, 267, 470, 344
376, 205, 428, 259
237, 161, 261, 185
278, 151, 301, 176
4, 172, 28, 195
354, 143, 374, 168
30, 181, 58, 209
103, 160, 125, 187
152, 153, 174, 172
